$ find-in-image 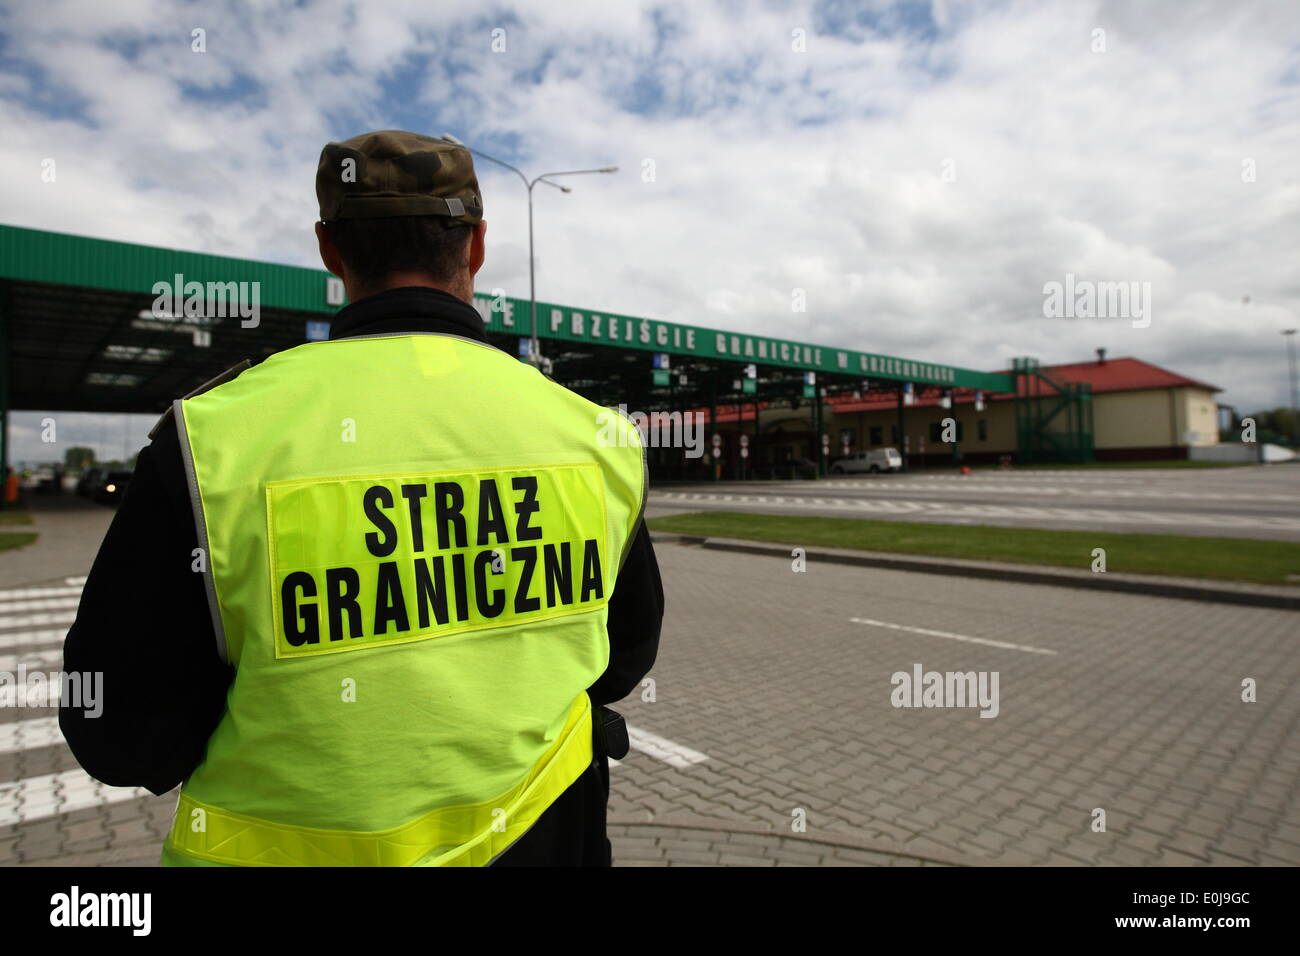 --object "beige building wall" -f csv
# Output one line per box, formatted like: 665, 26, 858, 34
1091, 387, 1218, 450
1091, 391, 1177, 449
1179, 388, 1220, 446
827, 402, 1018, 456
726, 384, 1219, 461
